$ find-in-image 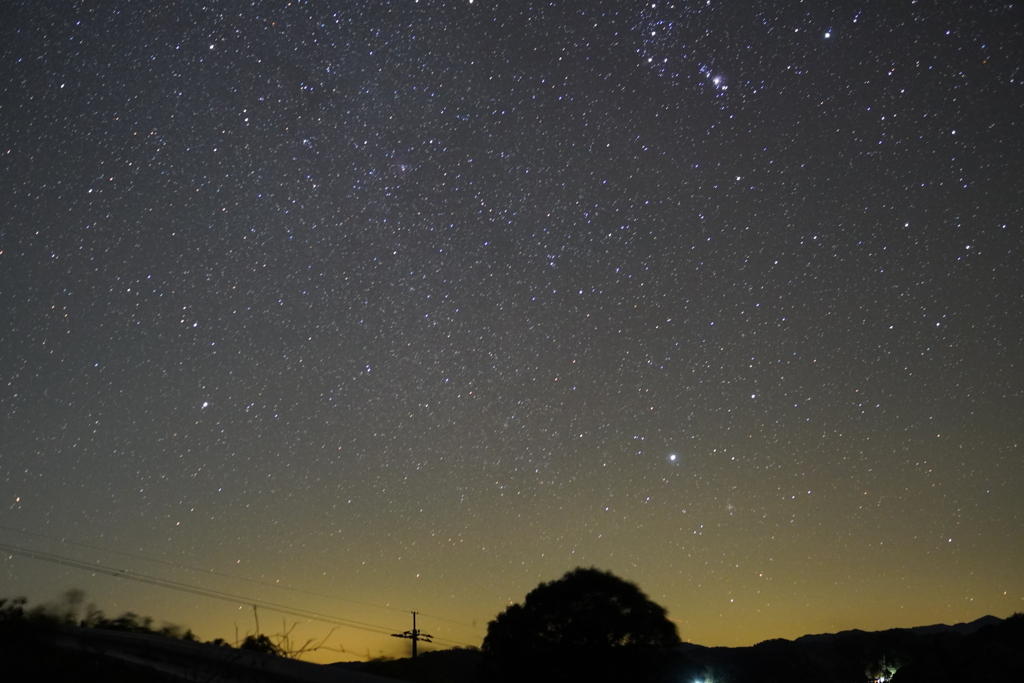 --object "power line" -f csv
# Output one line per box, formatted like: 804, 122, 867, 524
0, 525, 484, 633
0, 541, 477, 649
0, 541, 394, 636
0, 526, 407, 614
